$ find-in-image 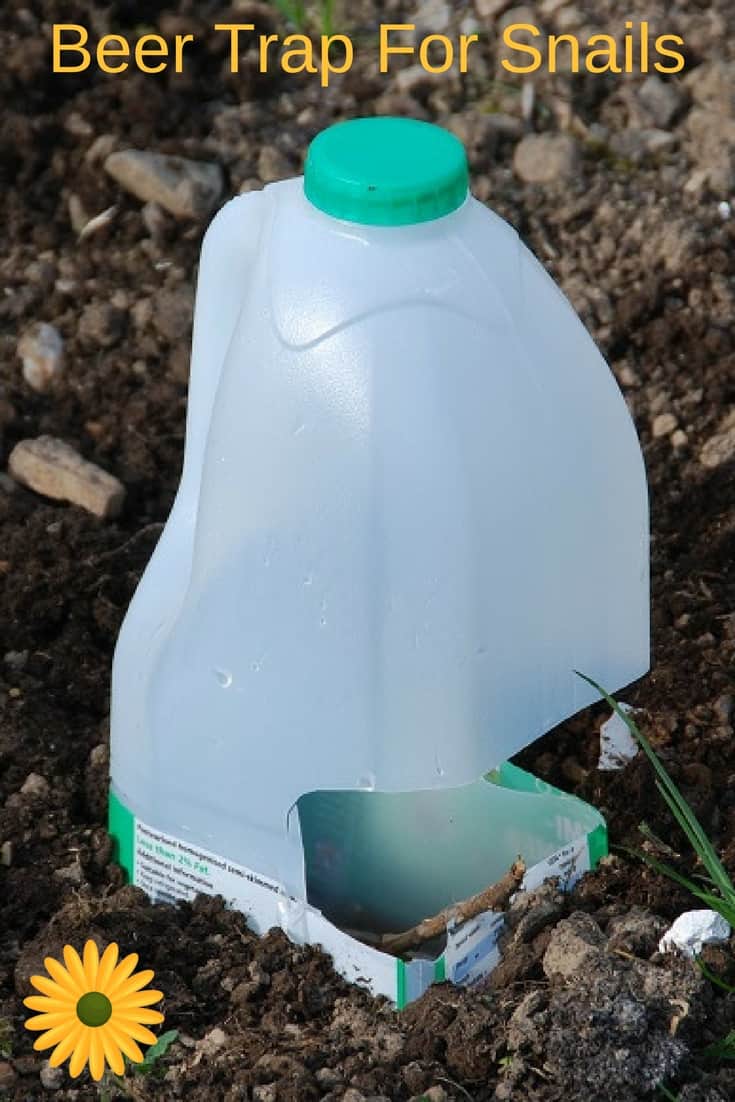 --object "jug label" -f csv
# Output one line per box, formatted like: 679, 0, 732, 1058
109, 793, 282, 910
